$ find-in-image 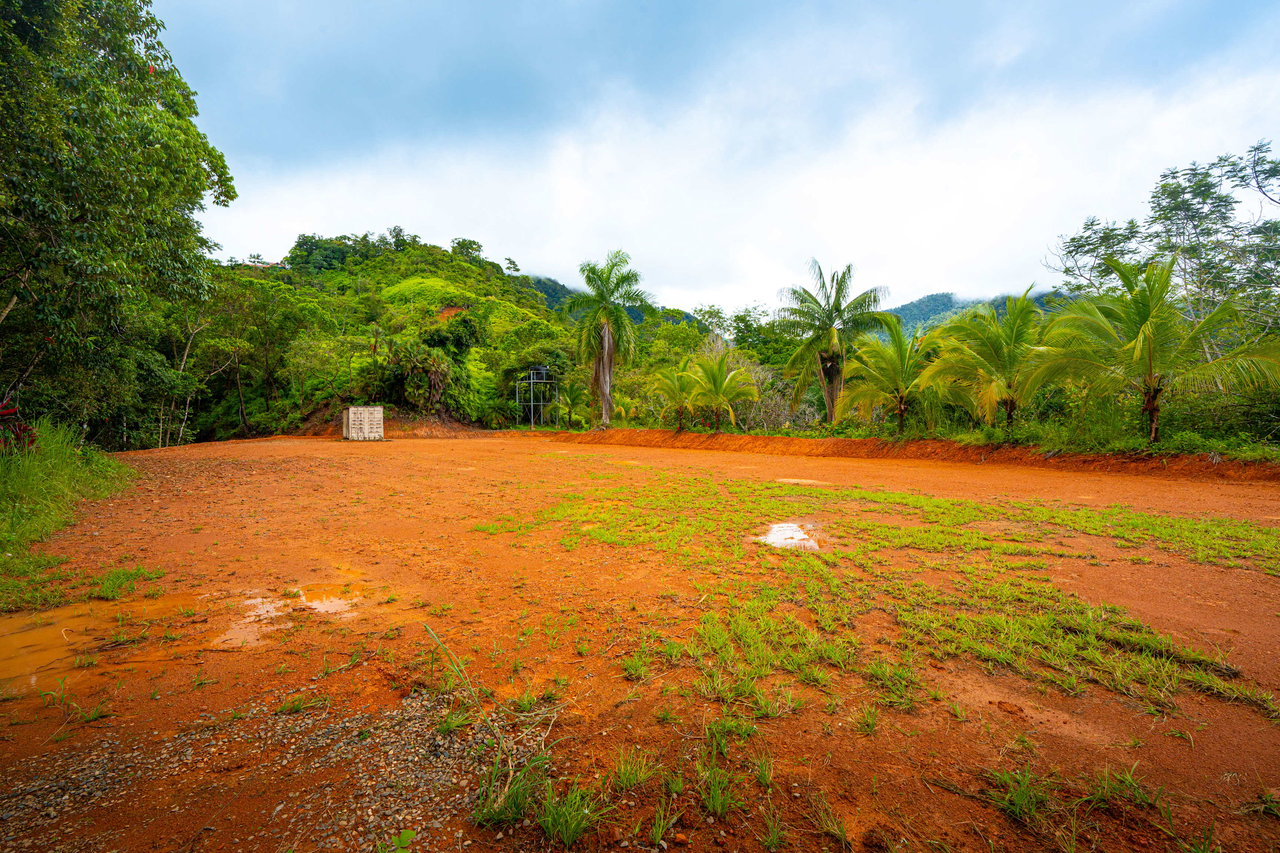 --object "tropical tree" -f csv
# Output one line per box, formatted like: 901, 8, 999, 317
652, 360, 700, 431
1, 0, 235, 402
563, 250, 655, 426
1036, 257, 1280, 442
836, 316, 937, 435
552, 381, 589, 430
777, 260, 884, 422
690, 352, 759, 432
920, 287, 1051, 426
